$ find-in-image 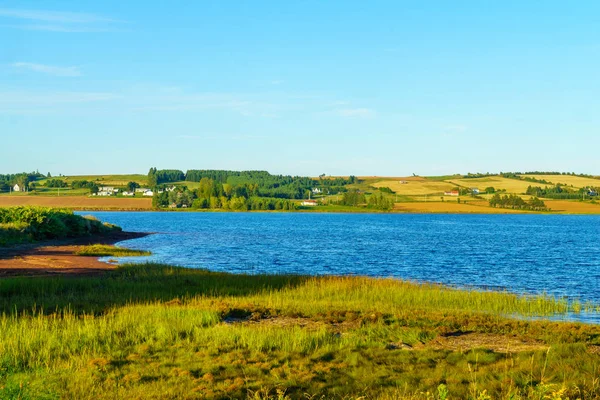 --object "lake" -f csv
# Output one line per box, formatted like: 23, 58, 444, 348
82, 211, 600, 307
